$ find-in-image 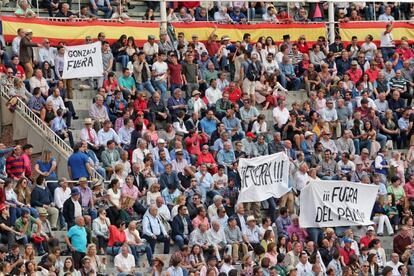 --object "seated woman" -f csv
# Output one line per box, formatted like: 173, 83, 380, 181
42, 61, 56, 88
14, 178, 38, 218
34, 150, 58, 181
92, 208, 110, 255
106, 221, 129, 256
39, 100, 56, 127
8, 78, 30, 103
371, 195, 394, 236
